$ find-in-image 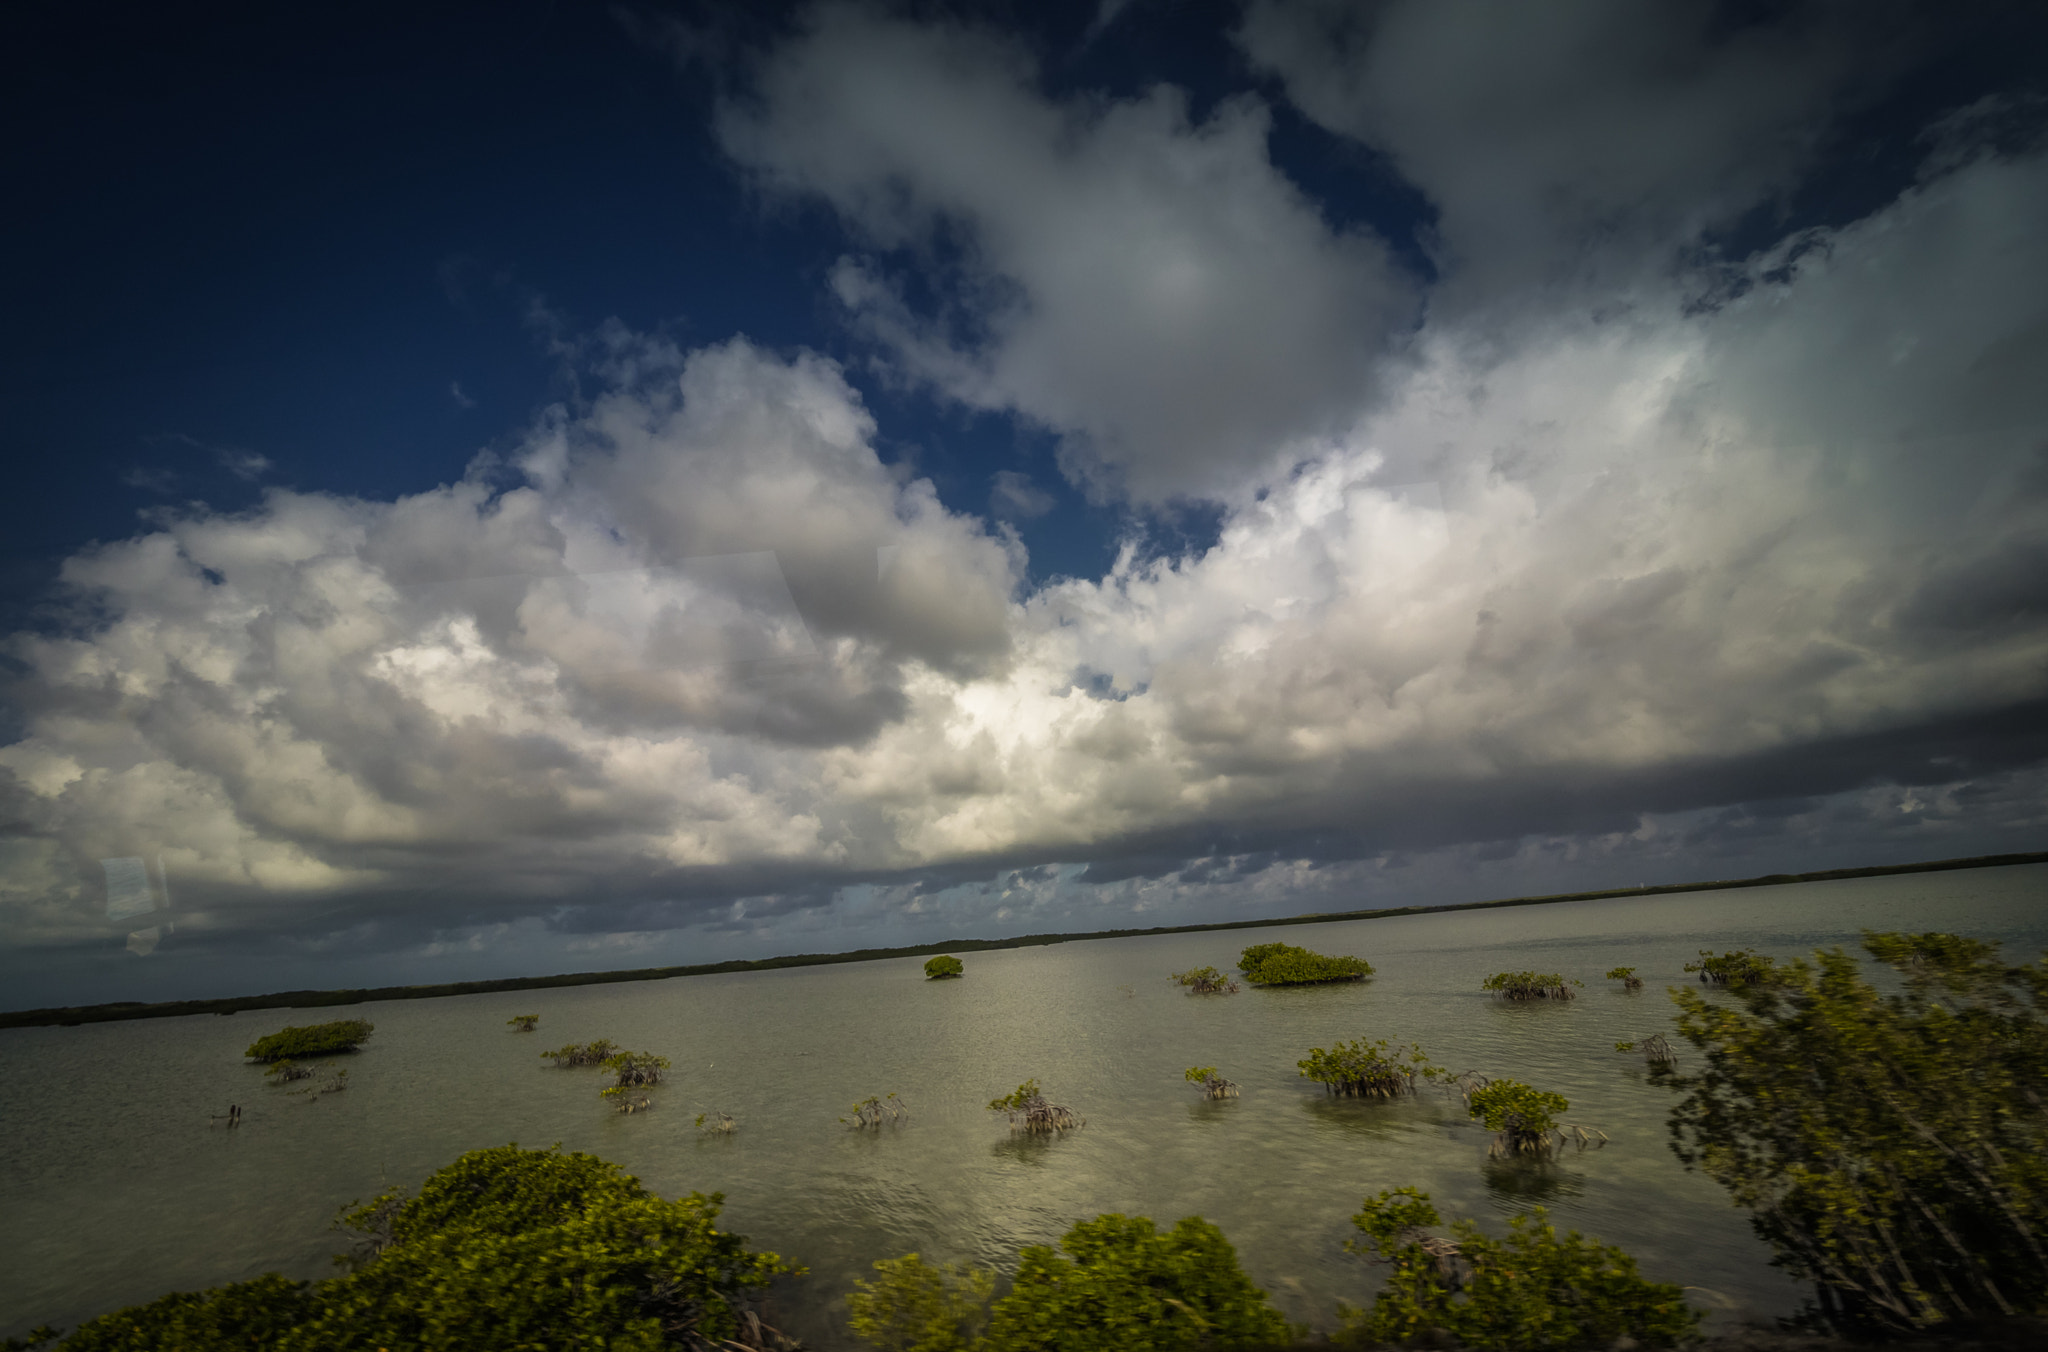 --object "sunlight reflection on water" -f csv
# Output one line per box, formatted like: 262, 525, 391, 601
1, 864, 2043, 1345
